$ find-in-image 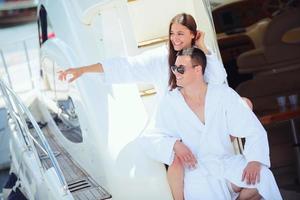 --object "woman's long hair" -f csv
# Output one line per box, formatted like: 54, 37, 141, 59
168, 13, 197, 90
